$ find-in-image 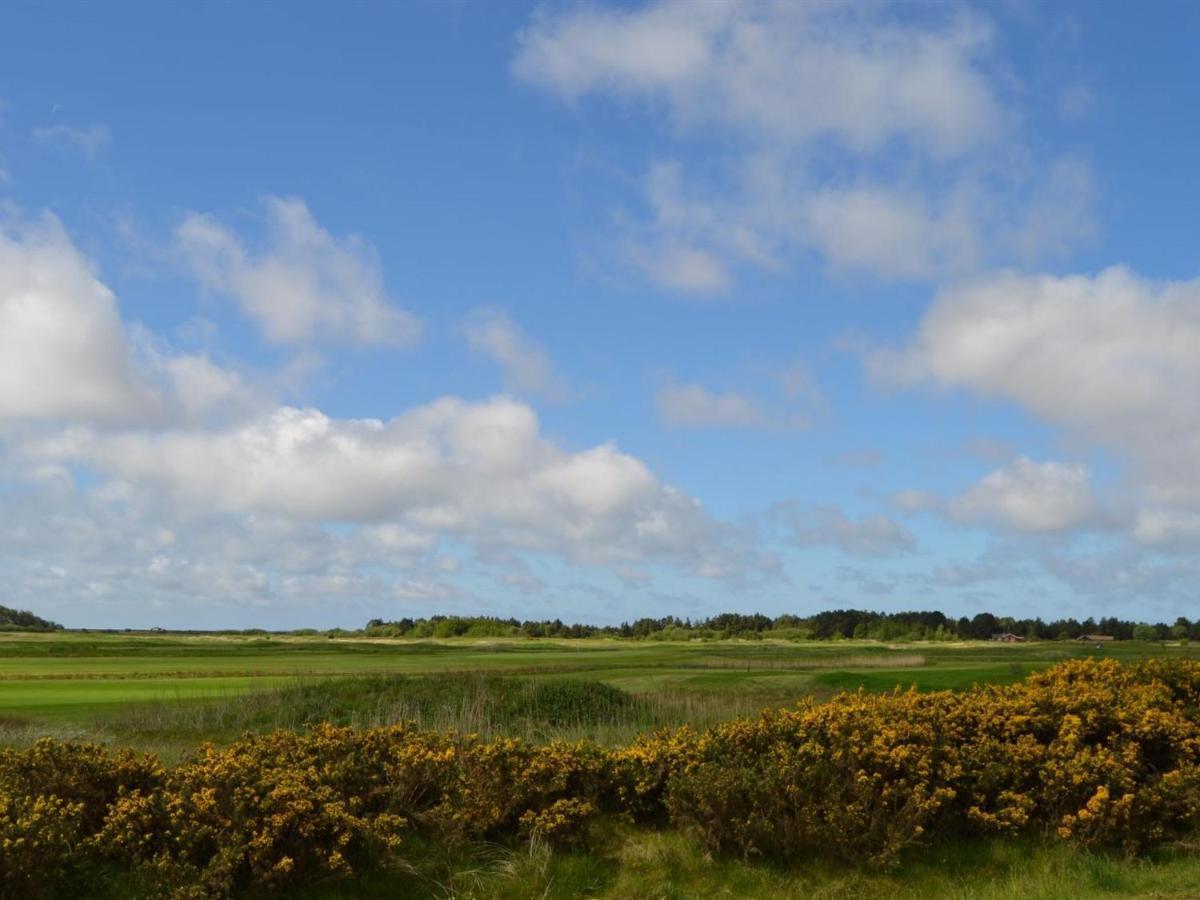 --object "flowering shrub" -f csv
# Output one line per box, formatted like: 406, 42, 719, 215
92, 725, 612, 893
0, 739, 164, 895
5, 659, 1200, 894
953, 659, 1200, 852
659, 659, 1200, 863
664, 691, 962, 864
0, 792, 84, 895
607, 725, 701, 822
